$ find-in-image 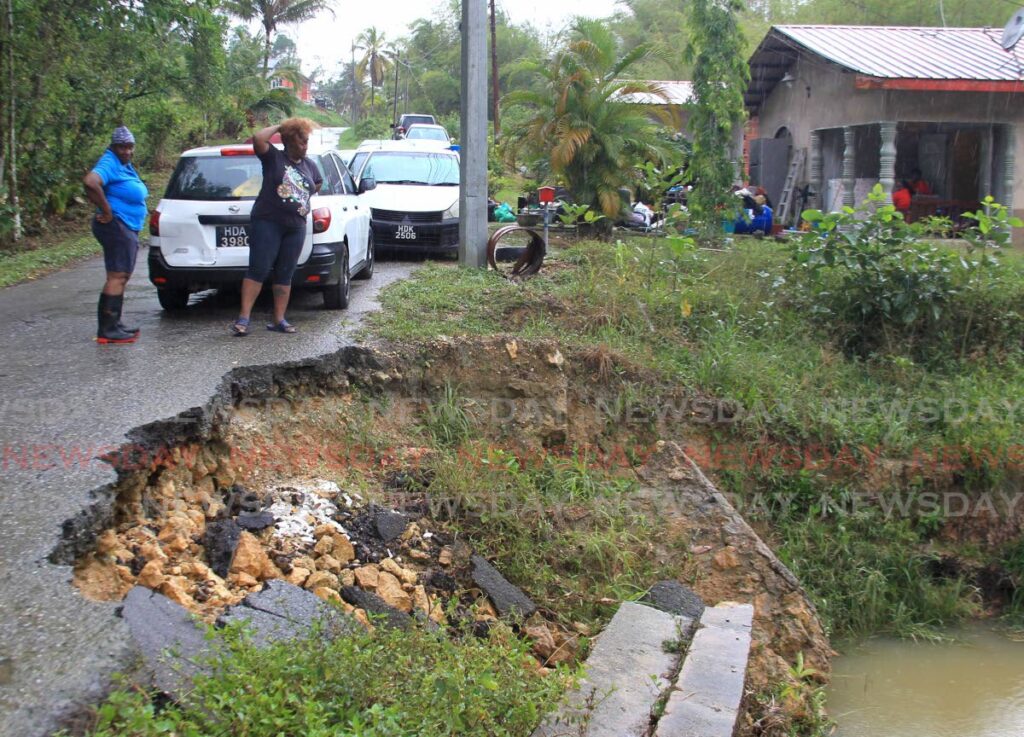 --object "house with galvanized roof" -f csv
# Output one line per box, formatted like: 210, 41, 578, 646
745, 25, 1024, 232
615, 80, 694, 132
